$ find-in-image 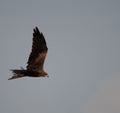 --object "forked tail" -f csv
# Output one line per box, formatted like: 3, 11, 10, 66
8, 69, 27, 80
